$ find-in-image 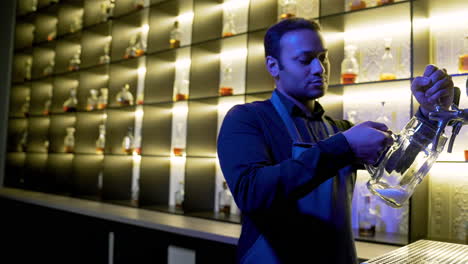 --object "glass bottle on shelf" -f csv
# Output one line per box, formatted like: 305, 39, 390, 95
97, 88, 108, 109
68, 47, 81, 72
375, 101, 392, 127
172, 121, 185, 156
218, 181, 232, 216
133, 0, 145, 9
219, 57, 234, 96
43, 92, 52, 116
86, 89, 99, 111
380, 38, 397, 81
169, 21, 181, 49
43, 59, 55, 76
24, 57, 32, 81
44, 139, 50, 152
279, 0, 297, 20
358, 195, 376, 237
349, 0, 367, 11
17, 129, 28, 152
377, 0, 394, 6
341, 44, 359, 84
116, 84, 134, 107
69, 13, 83, 33
21, 95, 30, 117
222, 5, 236, 37
99, 42, 111, 65
64, 127, 75, 153
63, 87, 78, 112
458, 34, 468, 74
95, 124, 106, 155
175, 180, 184, 209
100, 0, 115, 22
124, 32, 145, 59
122, 126, 134, 154
47, 28, 56, 41
174, 67, 189, 101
